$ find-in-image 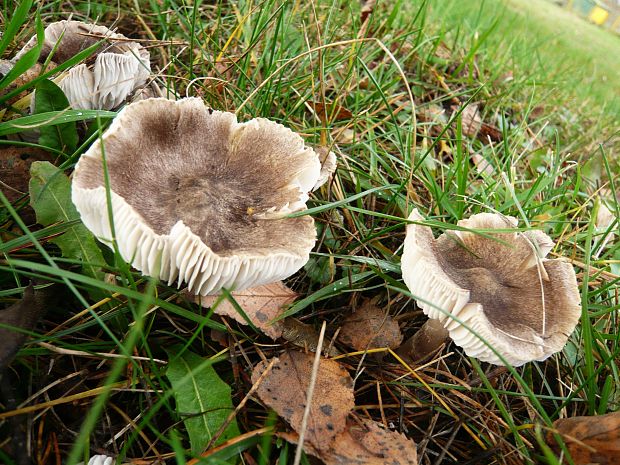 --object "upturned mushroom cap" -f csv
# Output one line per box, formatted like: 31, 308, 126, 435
16, 20, 150, 110
401, 209, 581, 366
72, 97, 321, 295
